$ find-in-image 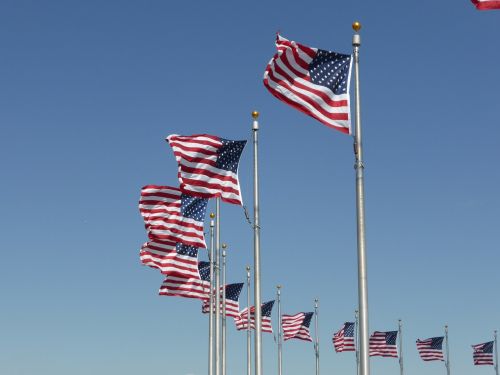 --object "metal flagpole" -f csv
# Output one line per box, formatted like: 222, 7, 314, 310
277, 285, 282, 375
398, 320, 403, 375
252, 110, 263, 375
352, 21, 370, 375
215, 199, 221, 375
314, 299, 320, 375
445, 325, 450, 375
221, 243, 228, 375
208, 214, 215, 375
355, 310, 360, 375
495, 330, 499, 375
246, 266, 251, 375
